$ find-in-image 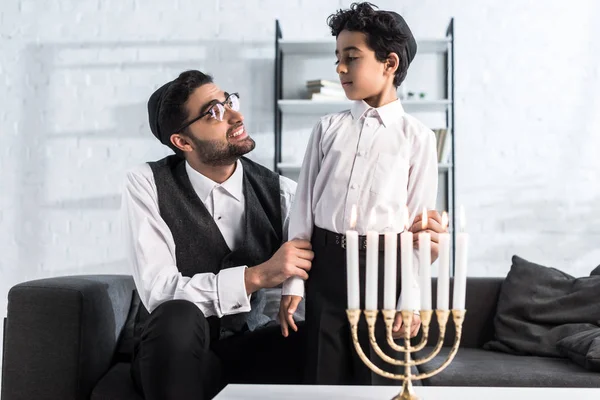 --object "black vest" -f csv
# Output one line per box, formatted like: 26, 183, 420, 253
136, 155, 283, 340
